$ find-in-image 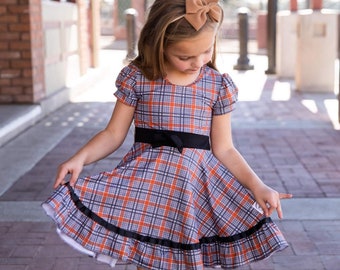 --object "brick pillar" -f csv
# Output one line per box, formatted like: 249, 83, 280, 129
90, 0, 100, 68
290, 0, 298, 12
29, 0, 45, 103
0, 0, 45, 104
311, 0, 323, 10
